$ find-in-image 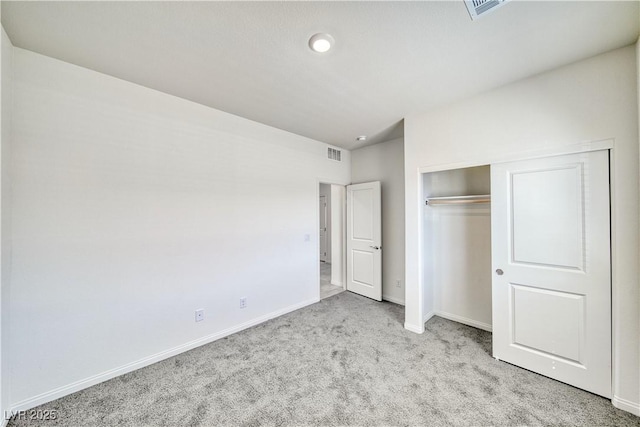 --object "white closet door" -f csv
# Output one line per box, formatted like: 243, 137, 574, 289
491, 150, 611, 397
